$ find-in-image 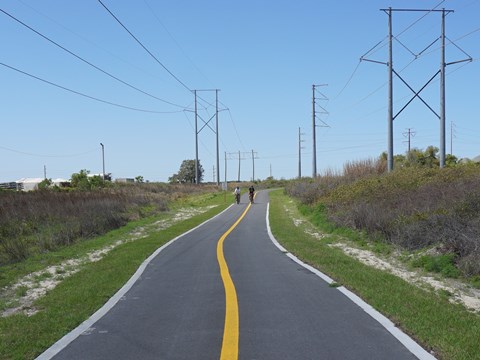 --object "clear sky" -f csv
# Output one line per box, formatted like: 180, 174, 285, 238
1, 0, 479, 183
